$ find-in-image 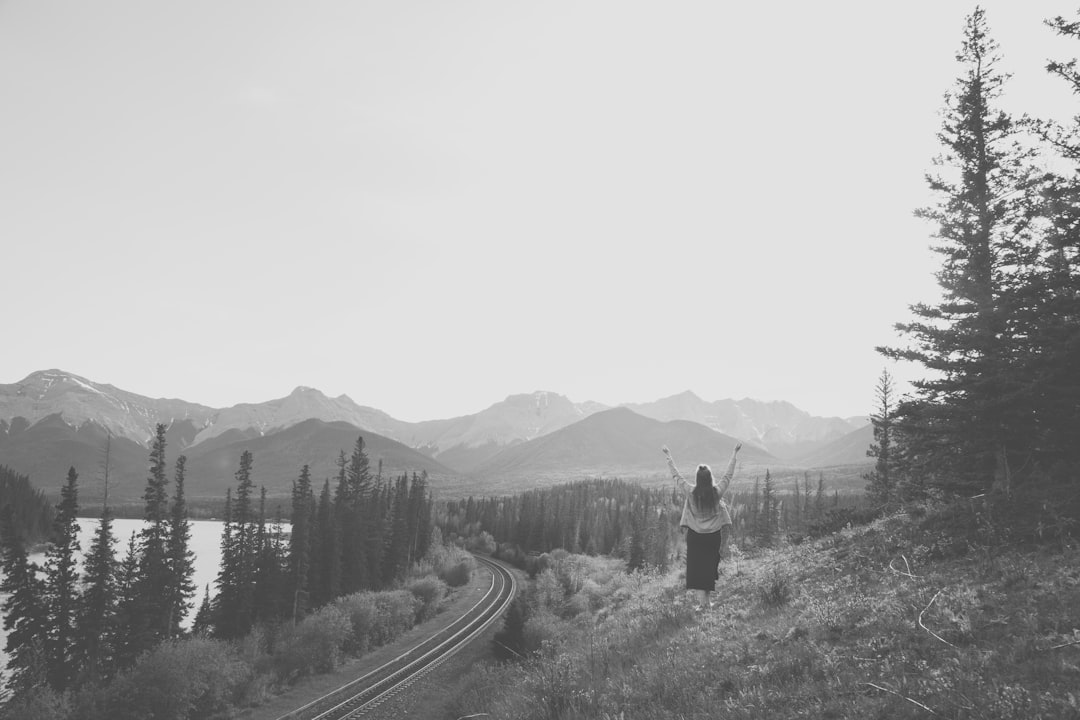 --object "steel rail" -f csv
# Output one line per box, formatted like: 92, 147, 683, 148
275, 554, 515, 720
